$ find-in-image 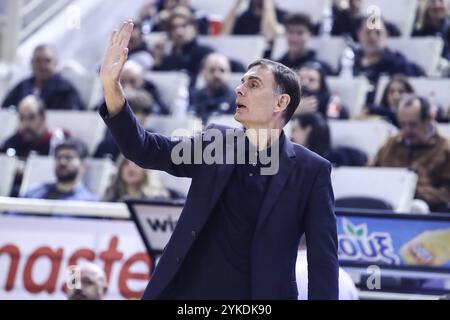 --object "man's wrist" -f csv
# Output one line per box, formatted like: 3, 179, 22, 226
103, 81, 125, 117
